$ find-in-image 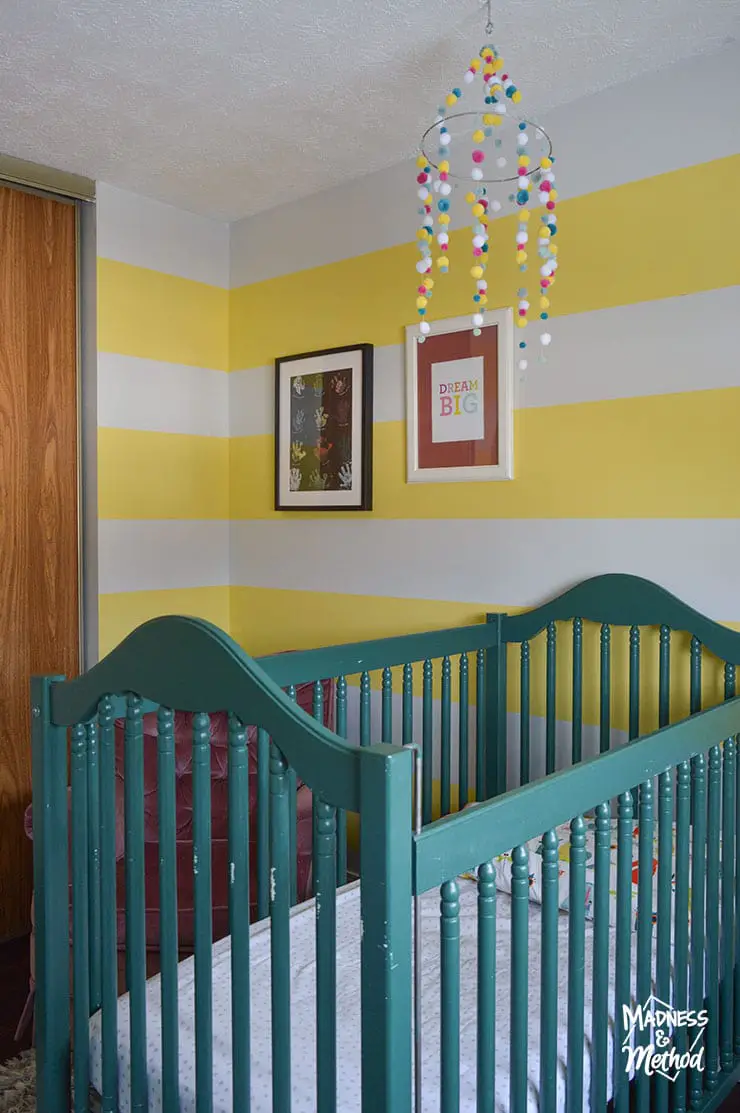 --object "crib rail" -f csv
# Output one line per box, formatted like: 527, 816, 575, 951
258, 620, 501, 828
414, 691, 740, 1113
485, 574, 740, 801
414, 690, 740, 888
31, 616, 414, 1113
